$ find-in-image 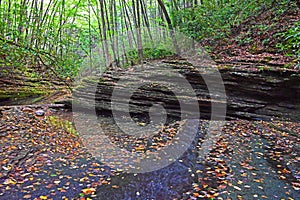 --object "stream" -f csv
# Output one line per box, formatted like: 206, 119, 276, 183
90, 115, 299, 200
